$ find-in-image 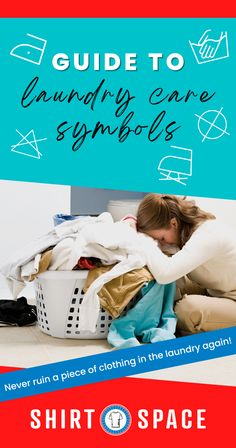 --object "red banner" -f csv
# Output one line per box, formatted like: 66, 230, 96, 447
0, 375, 235, 445
1, 0, 236, 17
